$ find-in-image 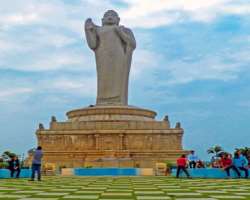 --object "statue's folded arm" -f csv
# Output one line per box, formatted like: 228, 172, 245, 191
116, 27, 136, 50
